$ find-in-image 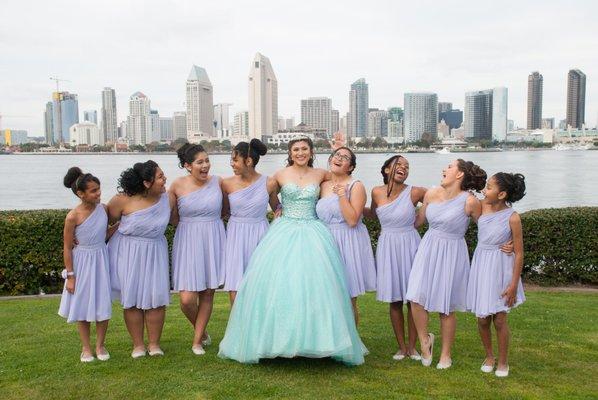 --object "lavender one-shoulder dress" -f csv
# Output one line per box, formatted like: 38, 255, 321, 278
406, 192, 471, 315
172, 176, 226, 292
108, 193, 171, 309
467, 208, 525, 317
375, 185, 421, 303
315, 180, 376, 298
222, 175, 270, 291
59, 205, 112, 323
